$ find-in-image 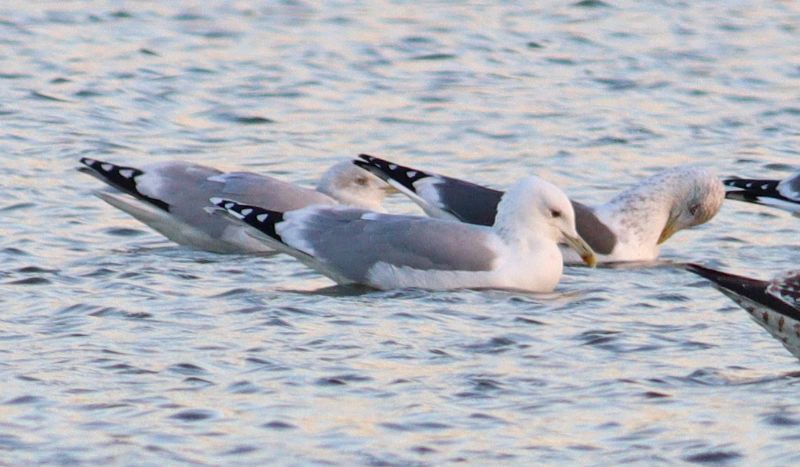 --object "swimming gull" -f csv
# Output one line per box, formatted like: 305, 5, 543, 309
353, 154, 724, 264
79, 157, 391, 254
686, 264, 800, 360
724, 171, 800, 216
210, 175, 597, 291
